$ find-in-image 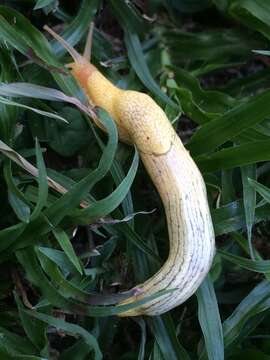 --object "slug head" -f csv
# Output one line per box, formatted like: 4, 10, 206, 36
43, 25, 98, 92
44, 24, 132, 143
